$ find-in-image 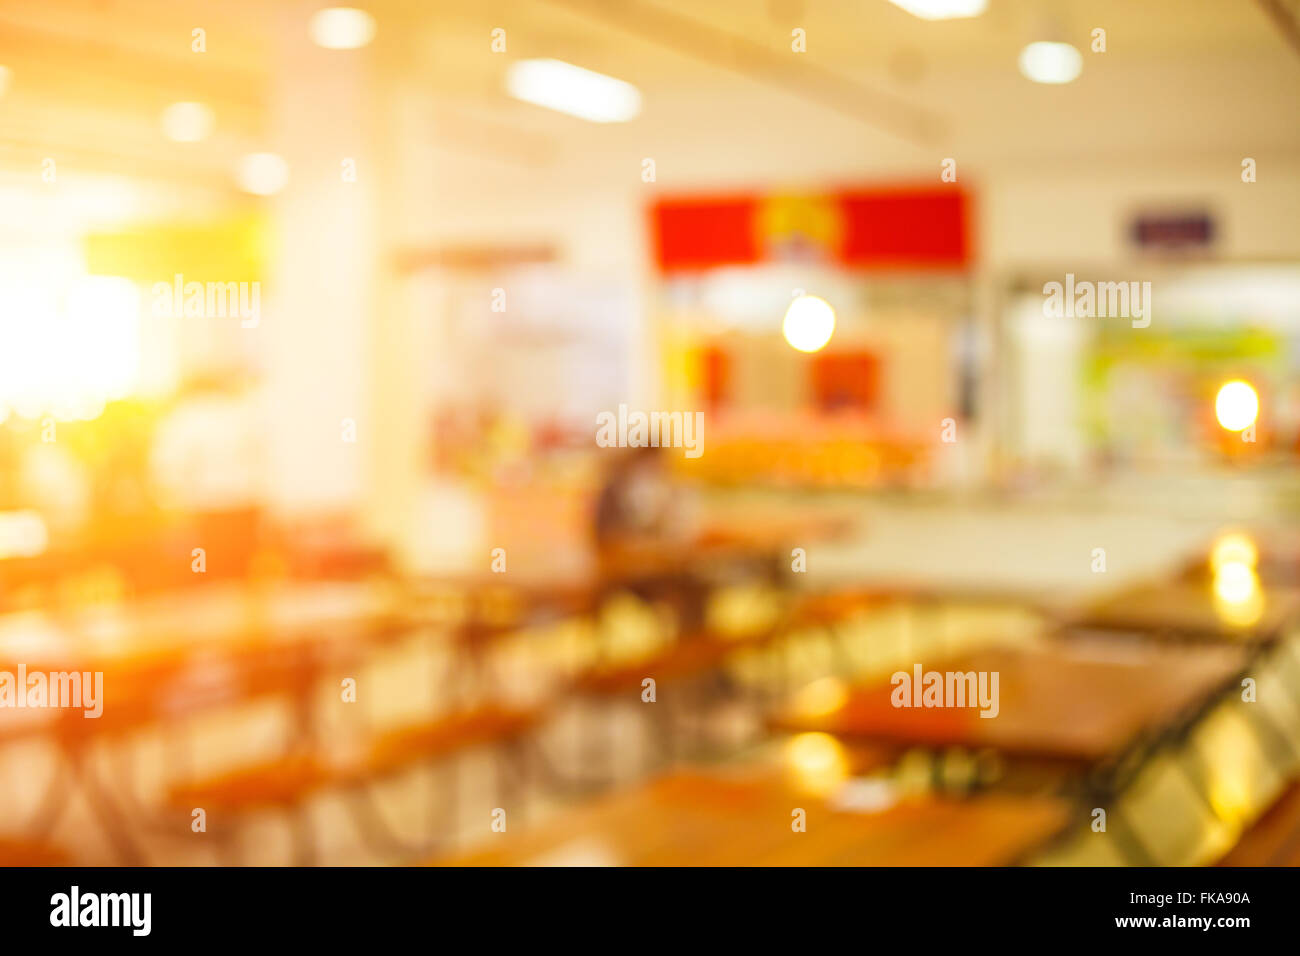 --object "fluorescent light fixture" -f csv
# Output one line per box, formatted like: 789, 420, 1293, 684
236, 152, 290, 196
309, 8, 376, 50
1018, 41, 1082, 84
886, 0, 987, 20
161, 101, 214, 143
505, 59, 641, 123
